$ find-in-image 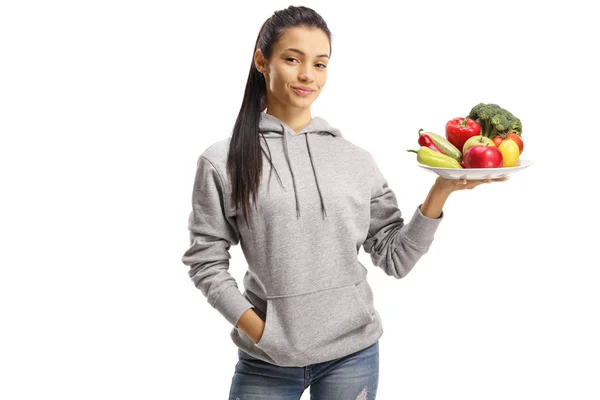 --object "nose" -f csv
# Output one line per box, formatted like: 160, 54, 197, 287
298, 65, 314, 82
